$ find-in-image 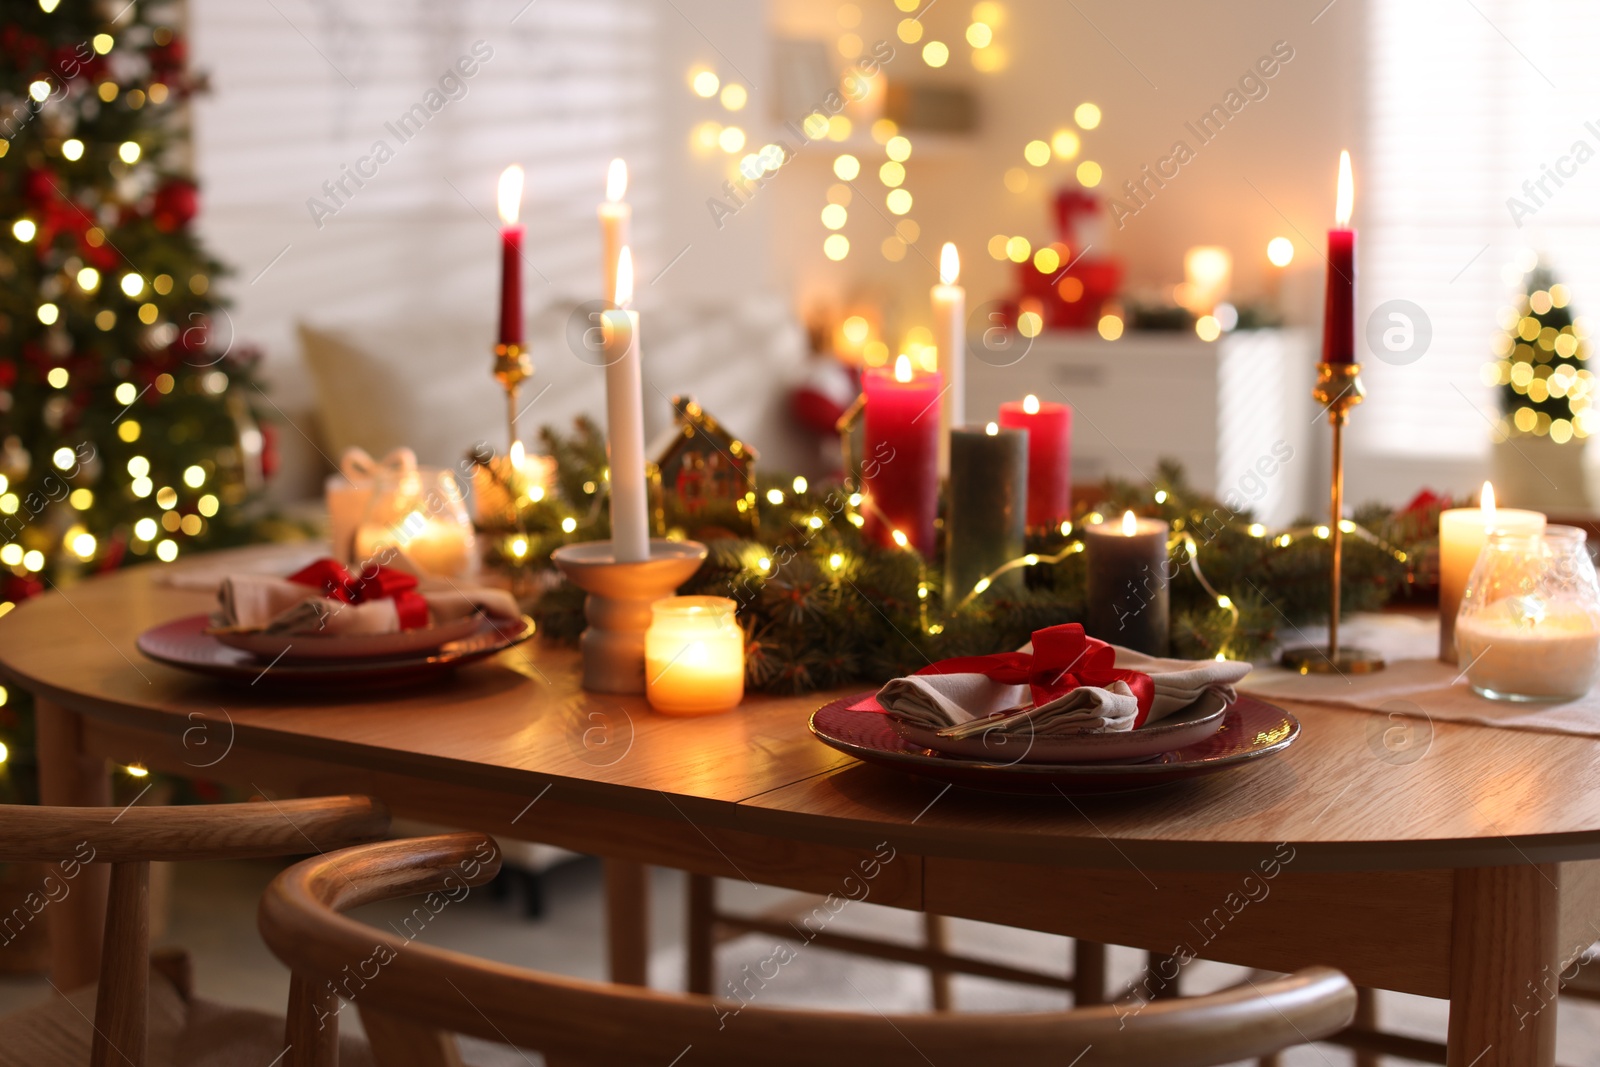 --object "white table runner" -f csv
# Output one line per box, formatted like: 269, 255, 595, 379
1241, 612, 1600, 739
